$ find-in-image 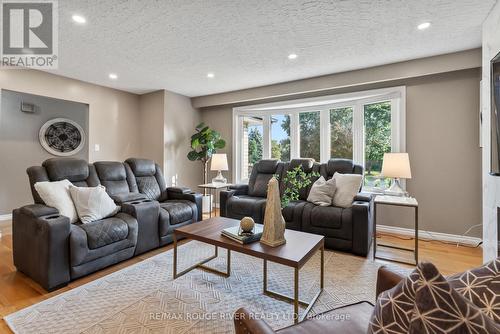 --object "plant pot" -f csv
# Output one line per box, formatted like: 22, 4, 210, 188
202, 195, 213, 214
